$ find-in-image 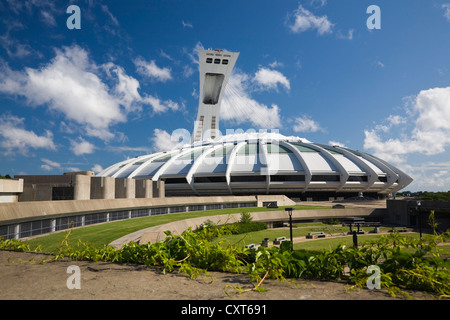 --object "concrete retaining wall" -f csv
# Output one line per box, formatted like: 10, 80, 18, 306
0, 195, 283, 224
